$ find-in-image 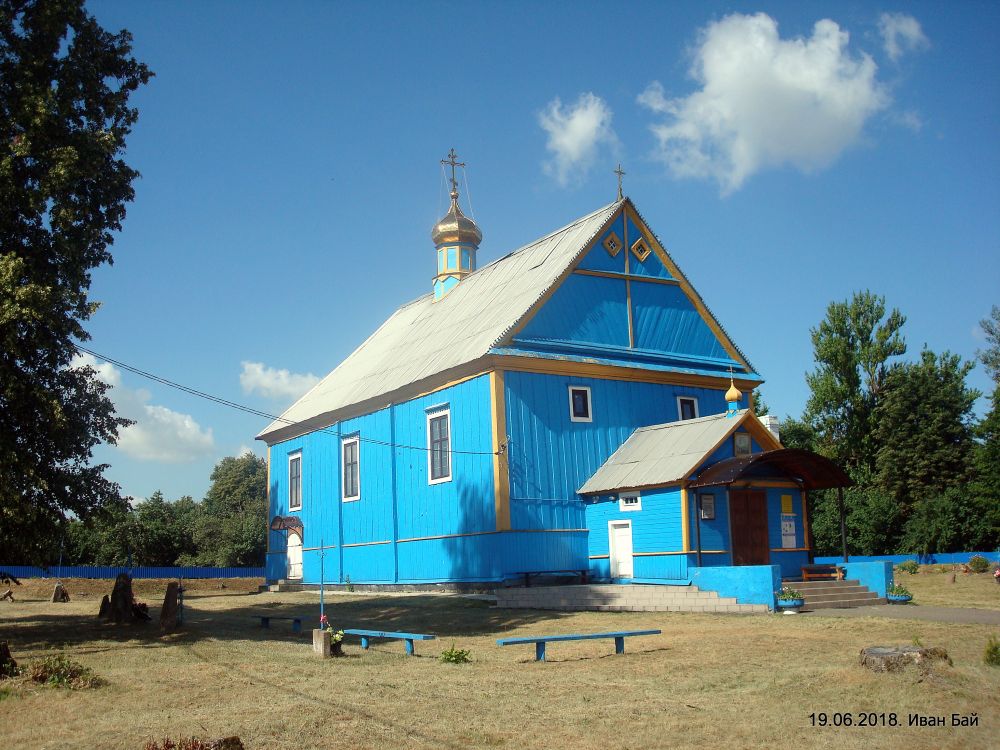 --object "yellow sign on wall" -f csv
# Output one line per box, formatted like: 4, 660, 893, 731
781, 494, 793, 514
